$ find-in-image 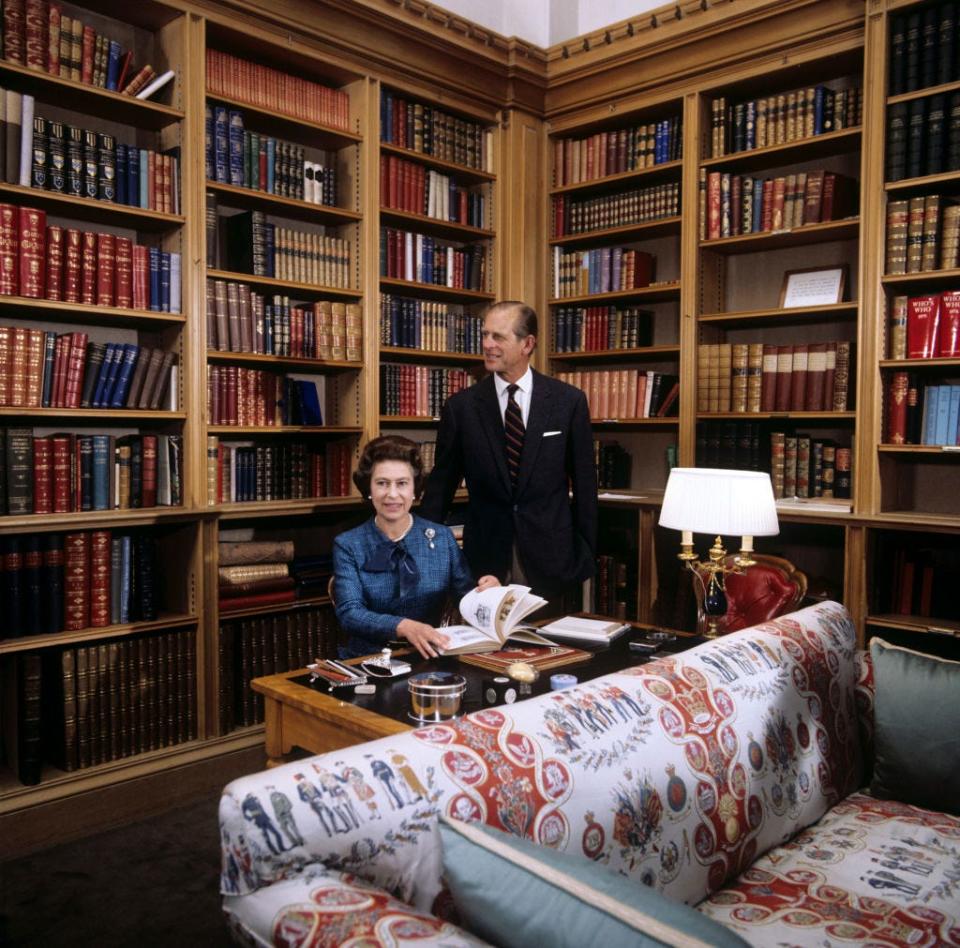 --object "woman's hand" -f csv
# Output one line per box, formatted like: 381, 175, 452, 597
396, 618, 450, 659
476, 574, 500, 591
